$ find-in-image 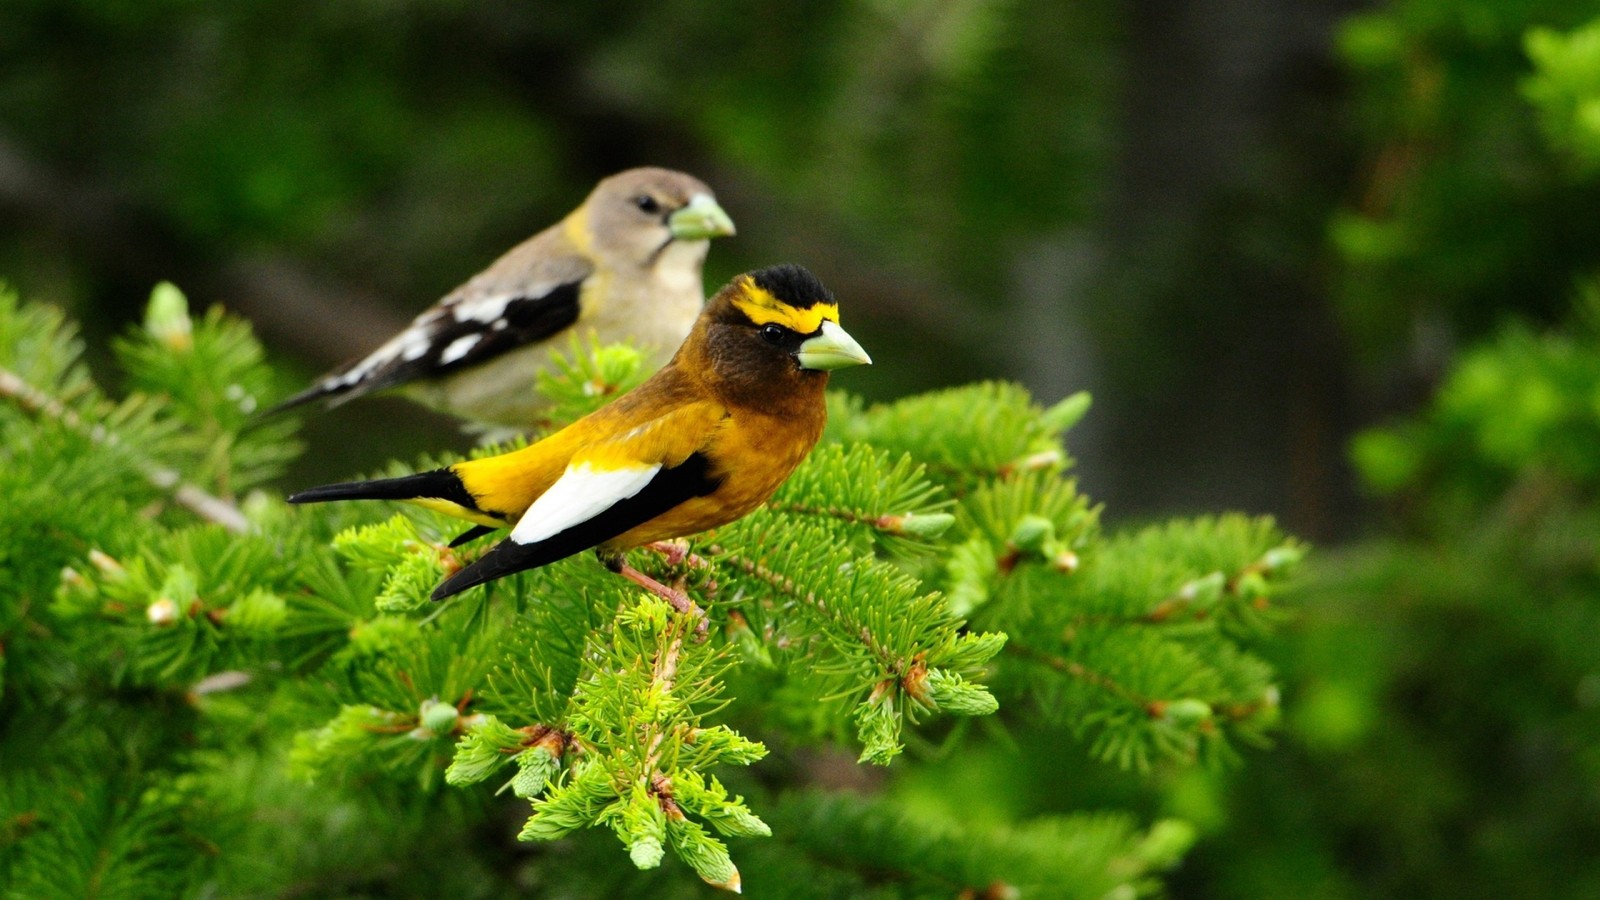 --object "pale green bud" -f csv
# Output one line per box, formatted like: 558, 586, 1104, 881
419, 698, 459, 736
1179, 571, 1227, 610
1008, 515, 1056, 553
878, 512, 956, 539
925, 669, 999, 716
1260, 544, 1306, 572
1160, 699, 1214, 727
1137, 818, 1197, 867
1040, 390, 1092, 432
145, 282, 193, 351
668, 817, 740, 893
511, 744, 563, 799
146, 597, 180, 627
228, 589, 287, 632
